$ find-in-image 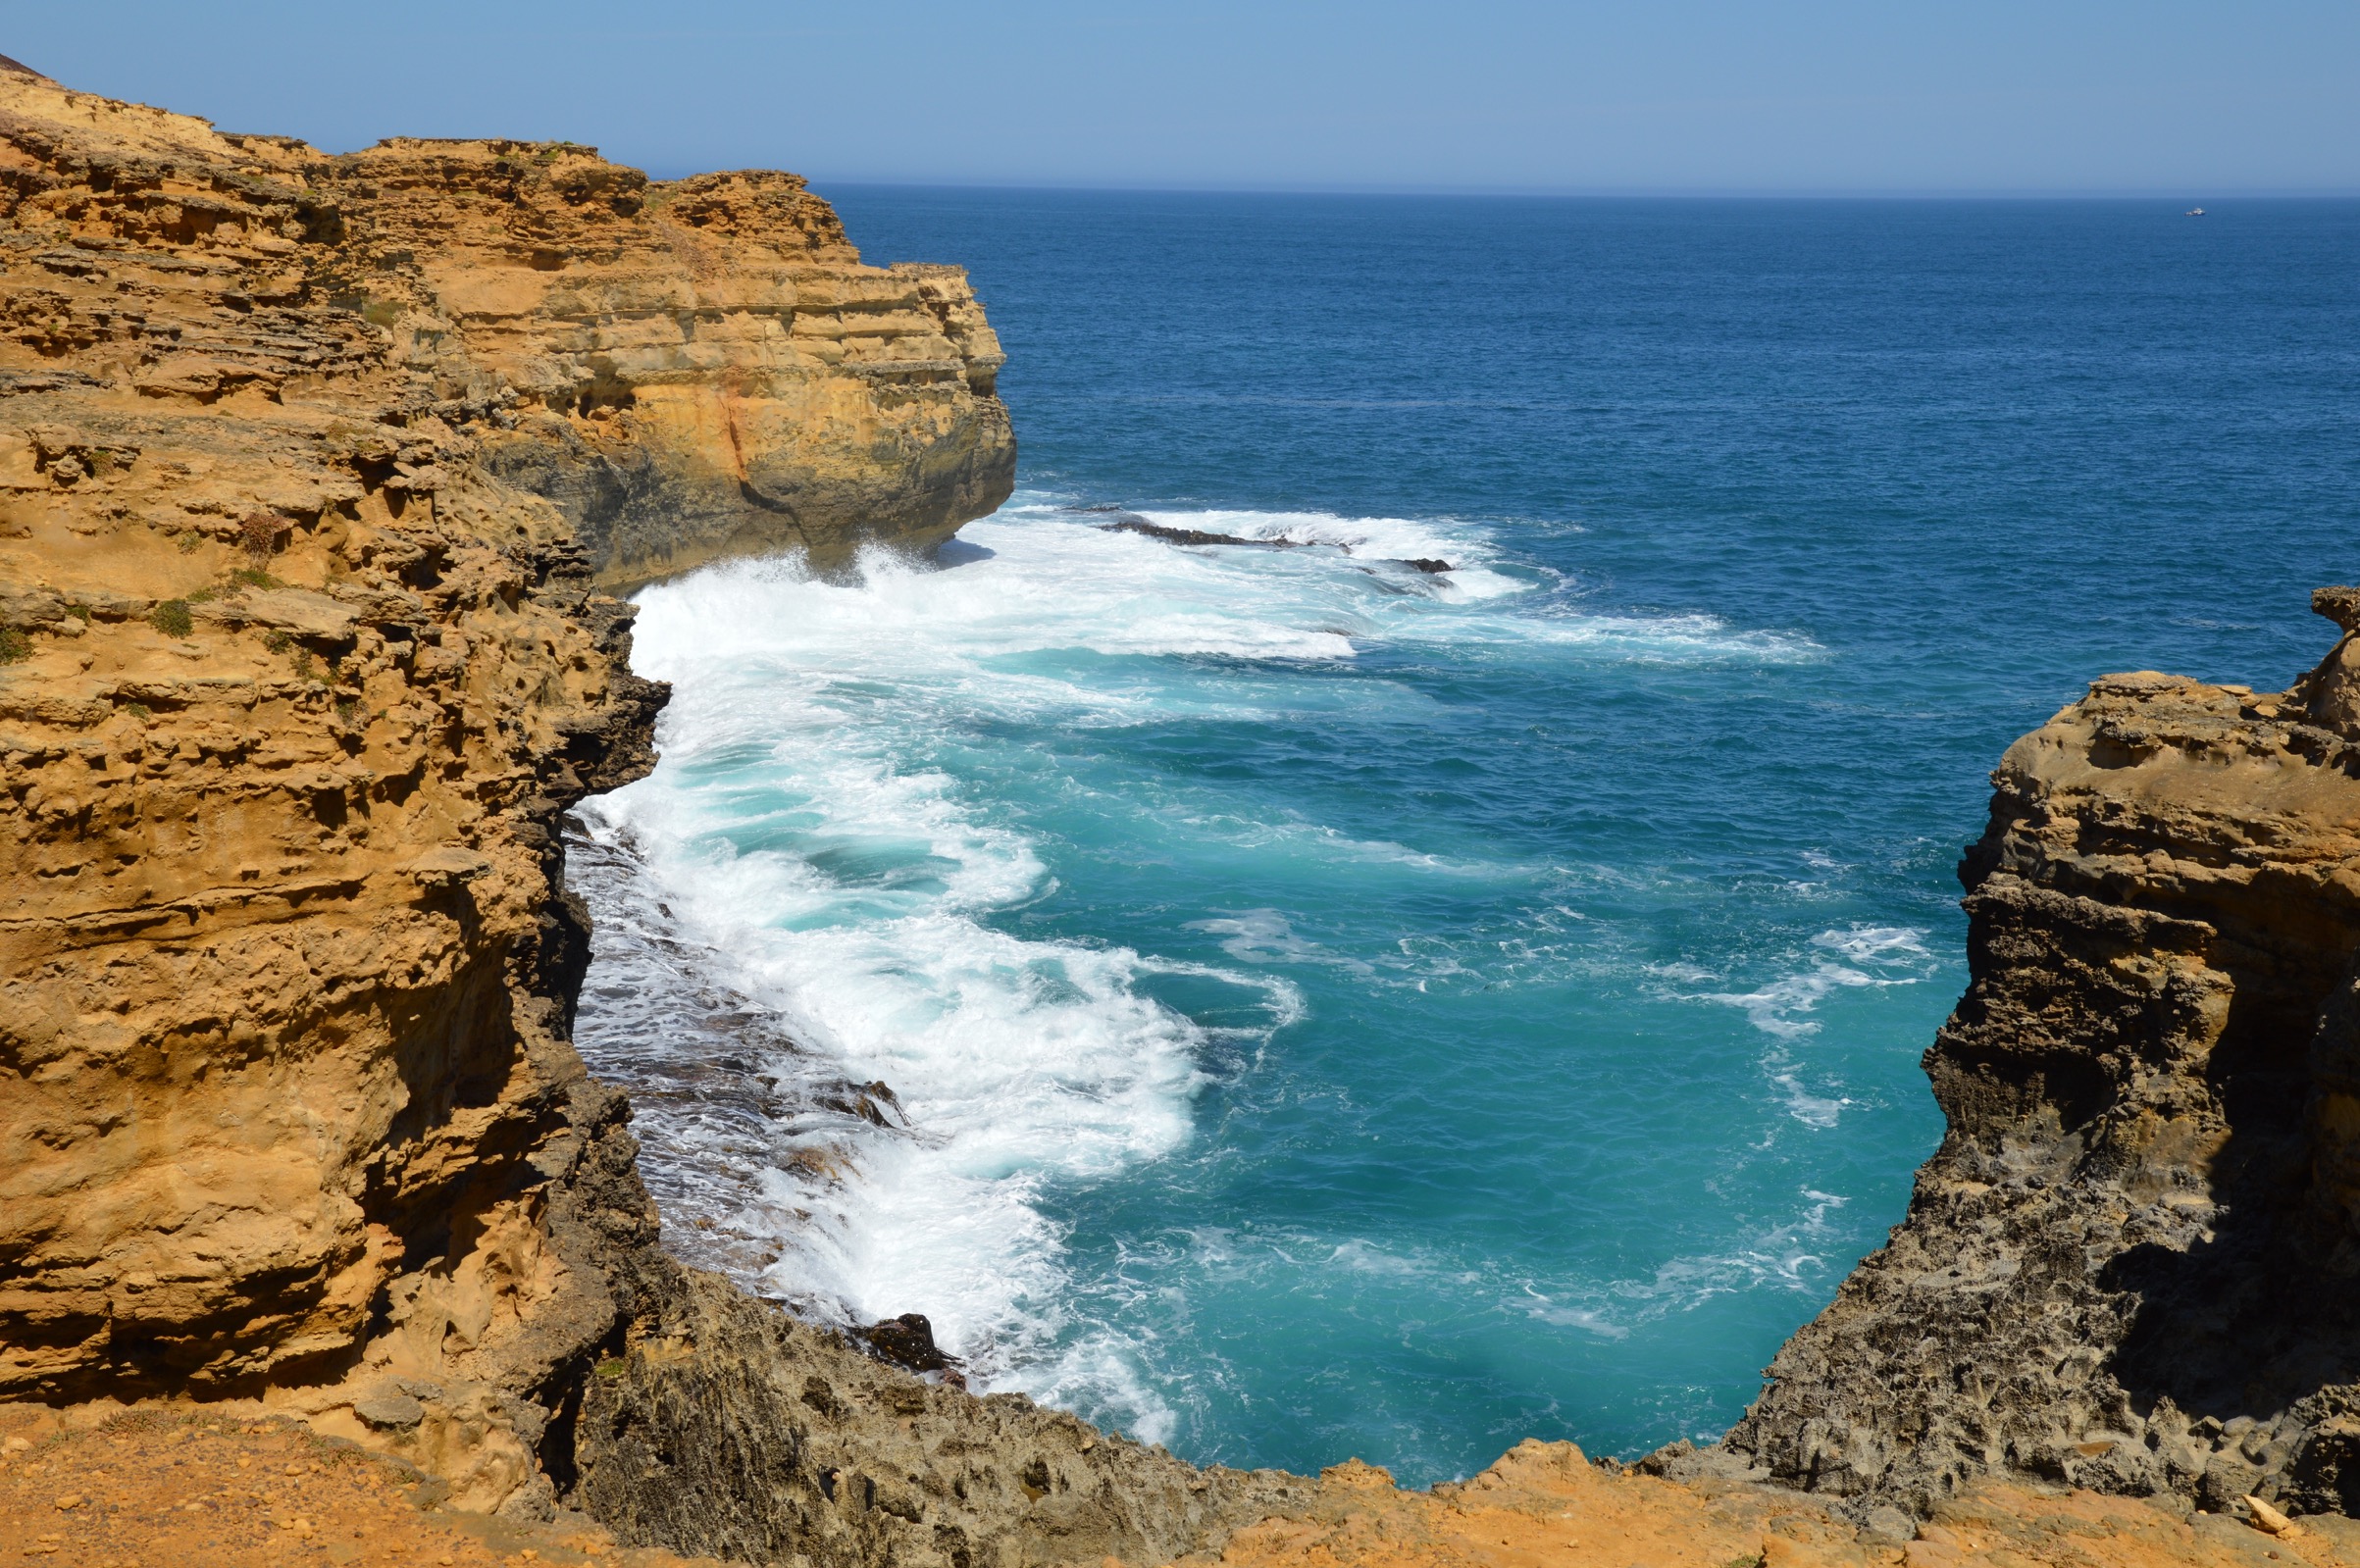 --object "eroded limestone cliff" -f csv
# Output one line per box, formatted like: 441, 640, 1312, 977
1721, 591, 2360, 1525
0, 58, 1009, 591
0, 61, 1307, 1568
